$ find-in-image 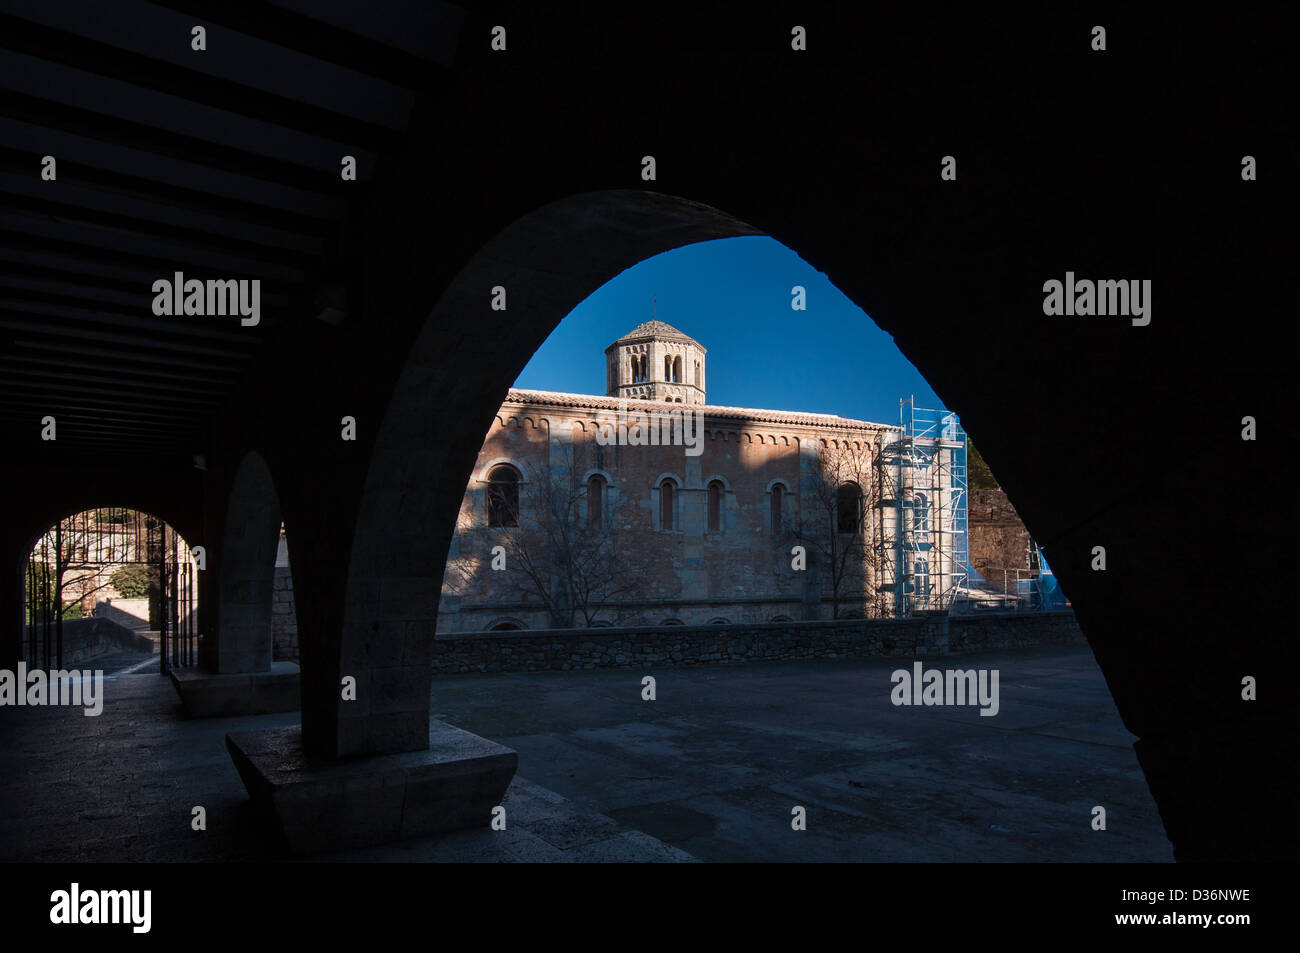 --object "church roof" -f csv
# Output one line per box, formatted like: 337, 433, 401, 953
607, 320, 703, 349
503, 388, 897, 432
